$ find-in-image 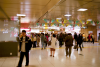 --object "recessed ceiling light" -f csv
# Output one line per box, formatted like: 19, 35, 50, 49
17, 14, 26, 16
64, 14, 71, 16
77, 8, 88, 11
56, 18, 62, 19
